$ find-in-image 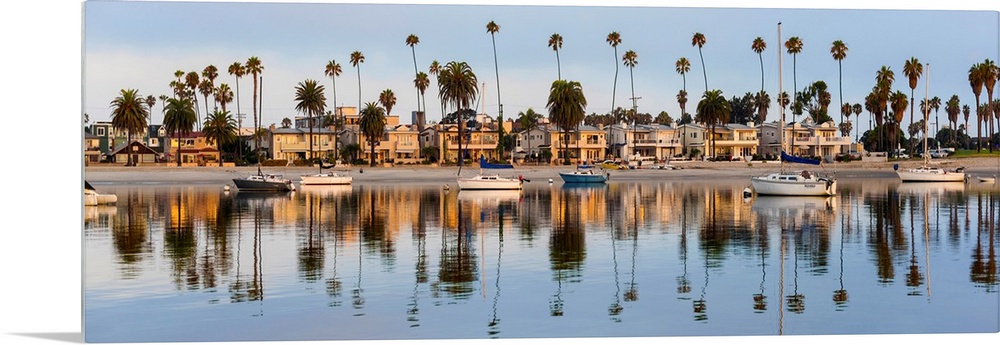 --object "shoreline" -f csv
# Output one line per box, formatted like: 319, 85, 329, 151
83, 156, 1000, 185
